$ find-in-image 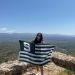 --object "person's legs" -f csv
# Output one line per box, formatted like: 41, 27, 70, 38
36, 65, 43, 75
40, 66, 43, 75
36, 65, 40, 72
